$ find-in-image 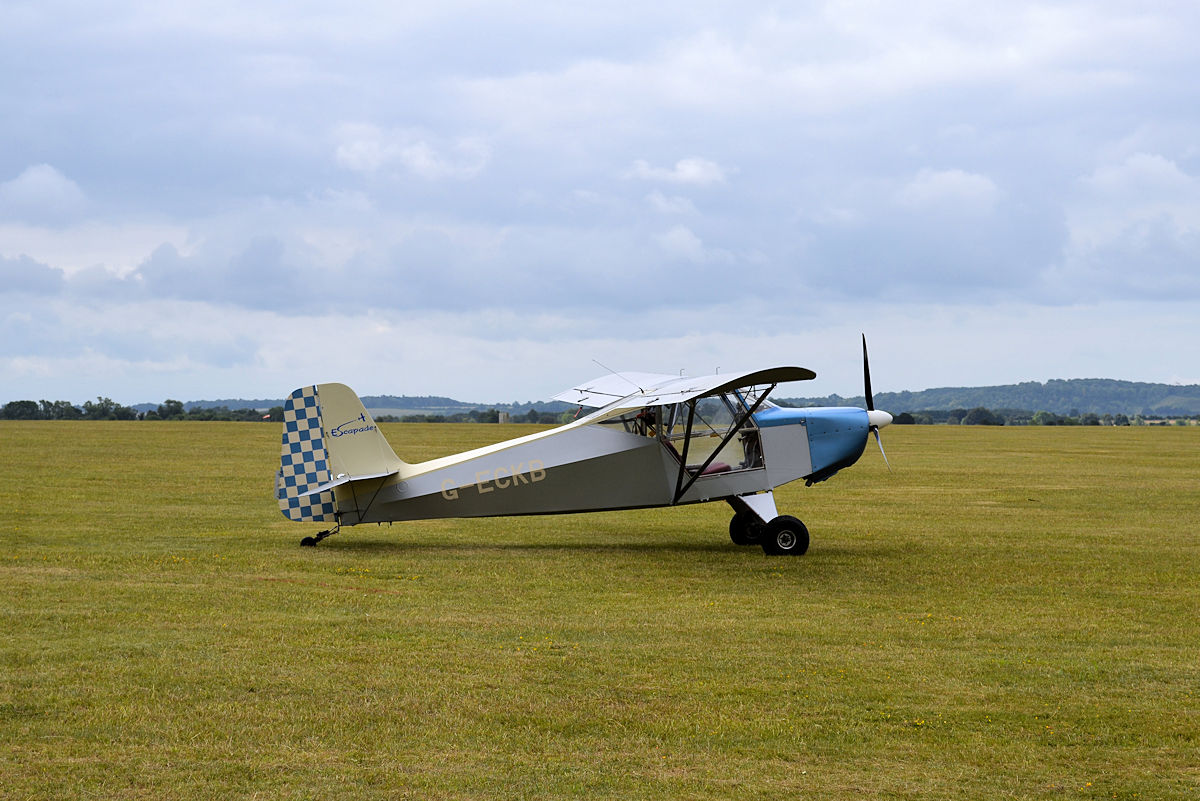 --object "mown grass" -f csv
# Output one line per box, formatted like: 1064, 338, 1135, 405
1, 422, 1197, 799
